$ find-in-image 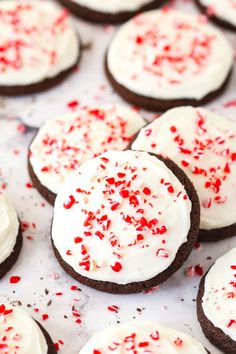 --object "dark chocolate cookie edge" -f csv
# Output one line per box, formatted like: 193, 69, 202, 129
36, 321, 57, 354
194, 0, 236, 32
105, 55, 233, 112
57, 0, 166, 23
28, 157, 56, 206
197, 273, 236, 354
0, 225, 23, 279
0, 40, 81, 96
